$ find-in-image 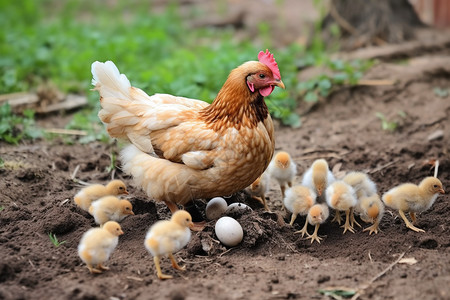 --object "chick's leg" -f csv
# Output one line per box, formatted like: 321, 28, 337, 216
349, 207, 361, 228
261, 193, 270, 212
331, 210, 342, 225
294, 218, 309, 237
154, 256, 172, 280
409, 212, 417, 223
169, 253, 186, 271
399, 210, 424, 233
307, 224, 323, 244
341, 210, 355, 234
86, 264, 102, 274
363, 219, 380, 235
97, 263, 110, 271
